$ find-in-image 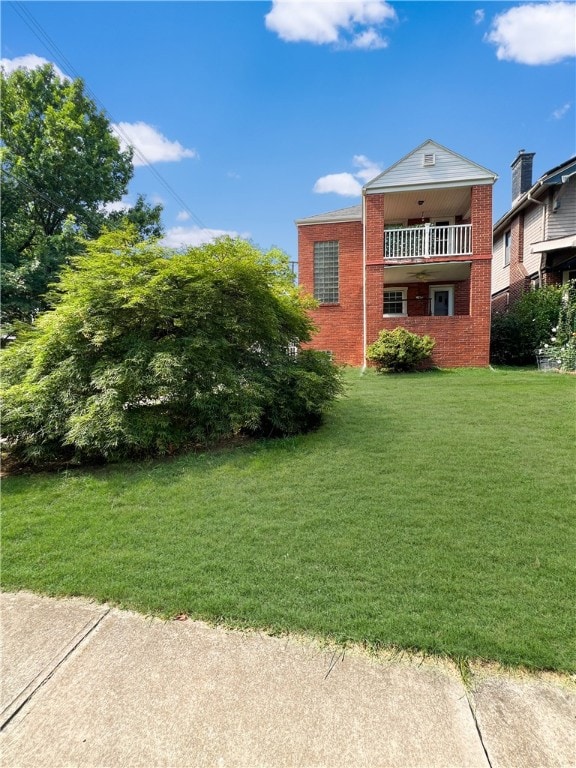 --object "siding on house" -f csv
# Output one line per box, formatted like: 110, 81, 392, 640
491, 155, 576, 312
492, 235, 509, 294
547, 176, 576, 240
366, 139, 496, 193
523, 204, 545, 275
